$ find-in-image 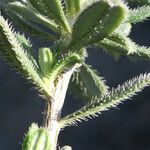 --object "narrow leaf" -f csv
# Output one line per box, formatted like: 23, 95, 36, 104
70, 0, 126, 50
60, 73, 150, 127
22, 123, 51, 150
7, 1, 60, 34
16, 33, 33, 55
4, 11, 58, 40
134, 44, 150, 59
28, 0, 56, 20
86, 6, 126, 46
38, 48, 53, 77
0, 15, 50, 97
97, 36, 127, 58
65, 0, 80, 16
49, 53, 81, 83
127, 0, 150, 5
16, 33, 38, 68
102, 33, 136, 55
96, 33, 150, 60
127, 6, 150, 23
69, 63, 109, 101
70, 0, 110, 49
45, 0, 71, 32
